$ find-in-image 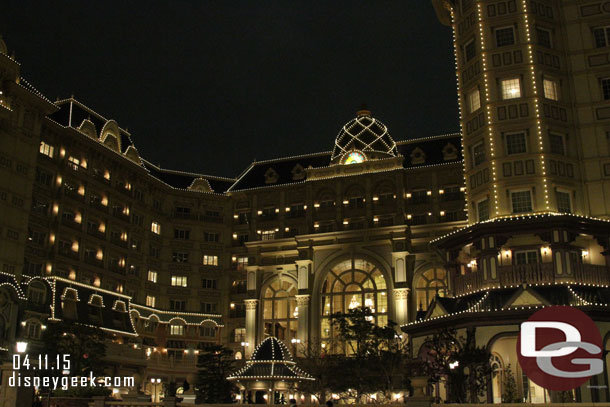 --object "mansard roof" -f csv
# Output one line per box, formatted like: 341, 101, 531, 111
228, 133, 461, 191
